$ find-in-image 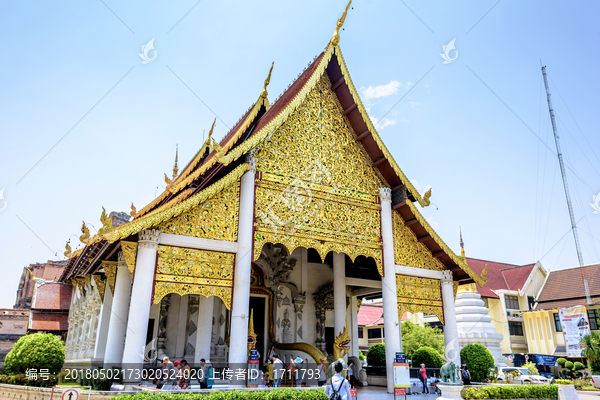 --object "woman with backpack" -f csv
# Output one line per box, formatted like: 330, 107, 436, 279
325, 362, 351, 400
